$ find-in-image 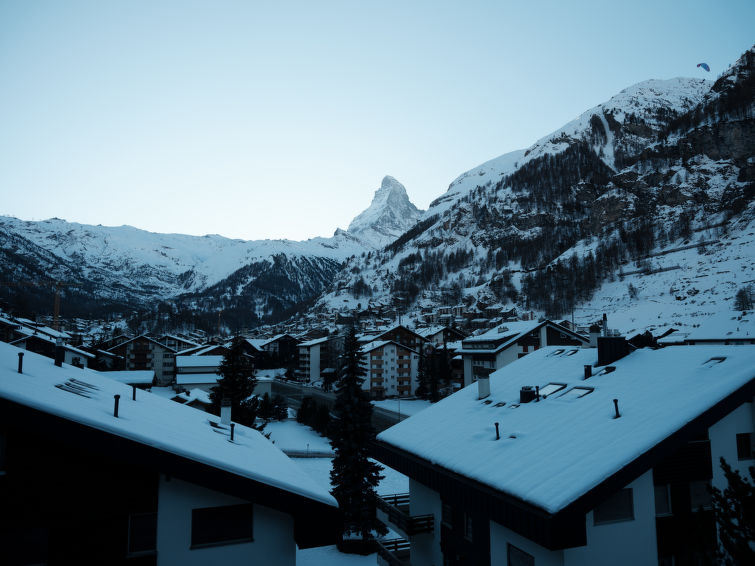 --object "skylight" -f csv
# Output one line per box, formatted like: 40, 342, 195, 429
558, 386, 594, 400
702, 357, 726, 368
539, 383, 567, 397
